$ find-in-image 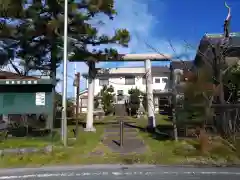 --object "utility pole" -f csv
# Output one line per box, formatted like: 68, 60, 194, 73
73, 63, 77, 114
73, 72, 80, 137
61, 0, 68, 147
172, 69, 182, 141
